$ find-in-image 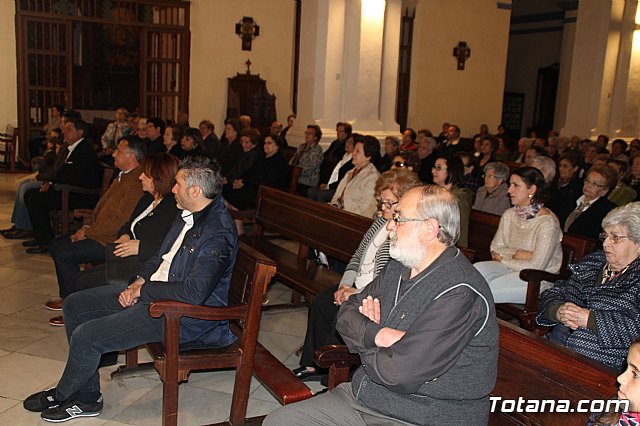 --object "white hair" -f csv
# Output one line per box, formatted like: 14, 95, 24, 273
602, 202, 640, 244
